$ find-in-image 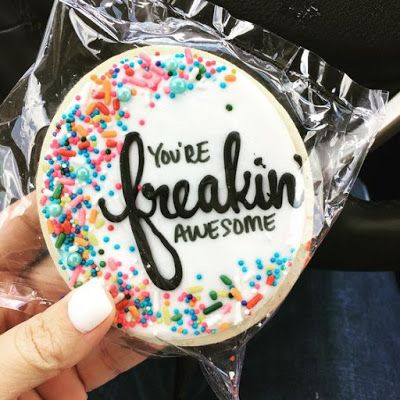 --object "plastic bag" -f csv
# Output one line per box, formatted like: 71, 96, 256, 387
0, 1, 388, 399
